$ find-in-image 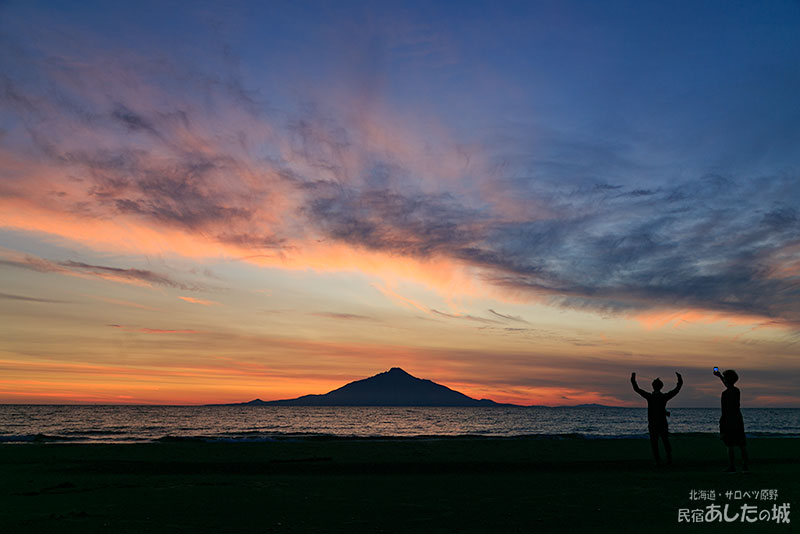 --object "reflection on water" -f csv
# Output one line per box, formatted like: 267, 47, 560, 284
0, 405, 797, 443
